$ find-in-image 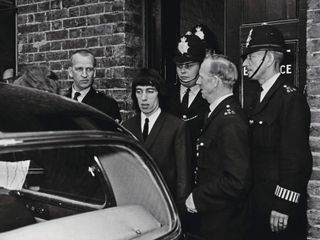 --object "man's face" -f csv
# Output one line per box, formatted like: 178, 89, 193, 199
242, 50, 268, 80
135, 85, 160, 116
69, 53, 95, 91
196, 59, 218, 104
176, 62, 200, 88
